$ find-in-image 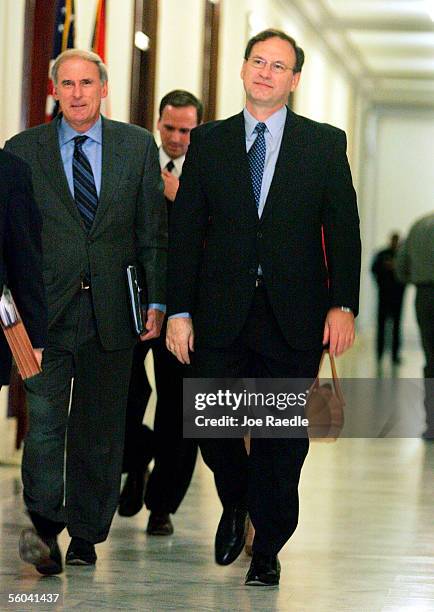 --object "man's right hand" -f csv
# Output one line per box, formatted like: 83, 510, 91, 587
33, 348, 43, 369
161, 170, 179, 202
166, 317, 194, 364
